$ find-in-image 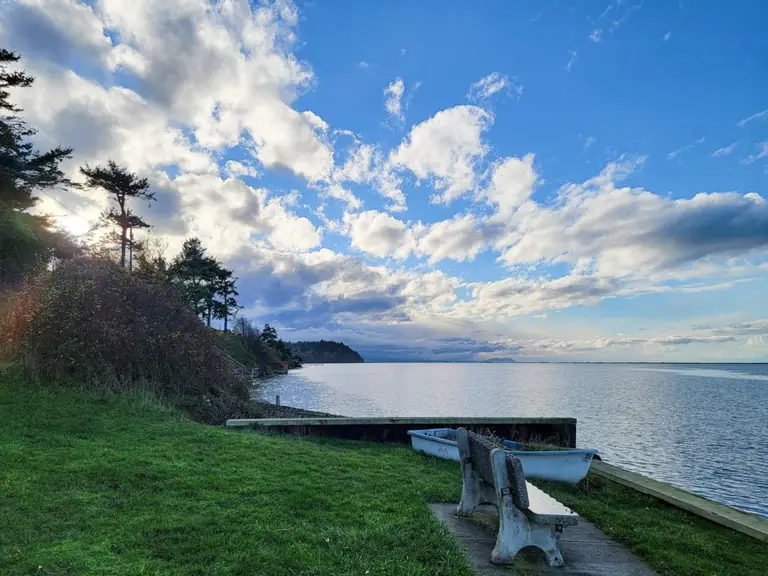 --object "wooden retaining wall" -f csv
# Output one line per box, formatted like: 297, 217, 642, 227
226, 416, 578, 447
